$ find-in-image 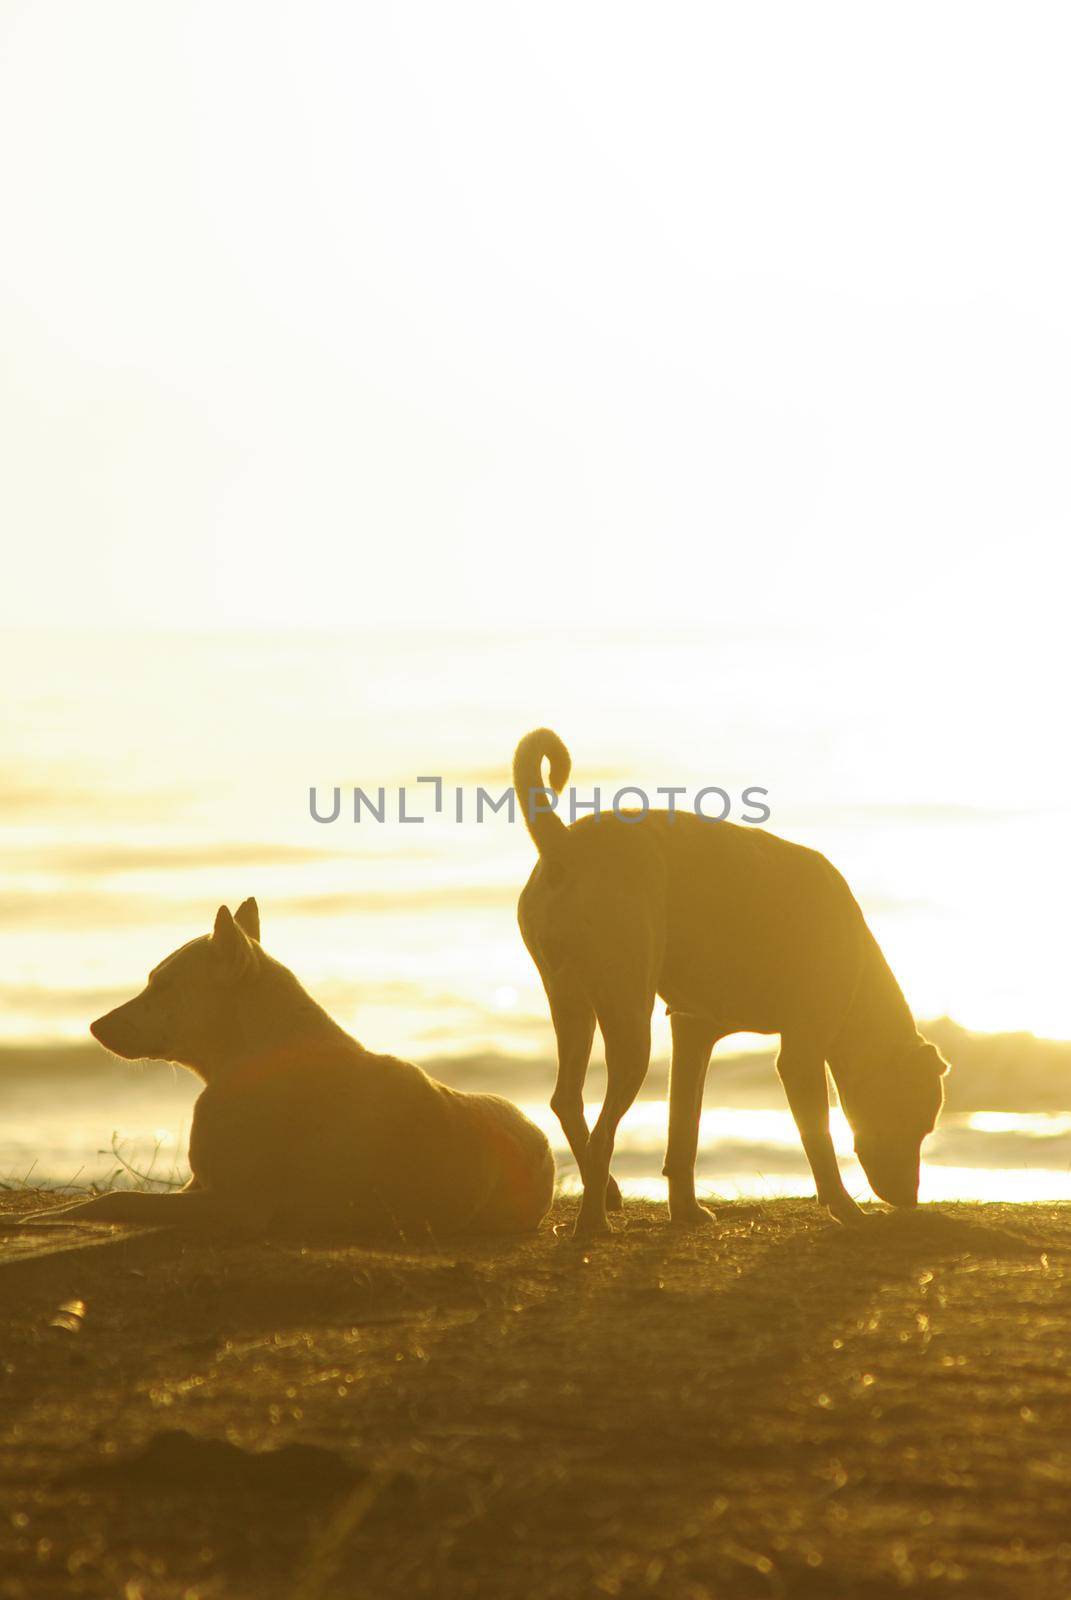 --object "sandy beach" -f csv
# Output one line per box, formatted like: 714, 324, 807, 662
4, 9, 1070, 1597
2, 1195, 1069, 1599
